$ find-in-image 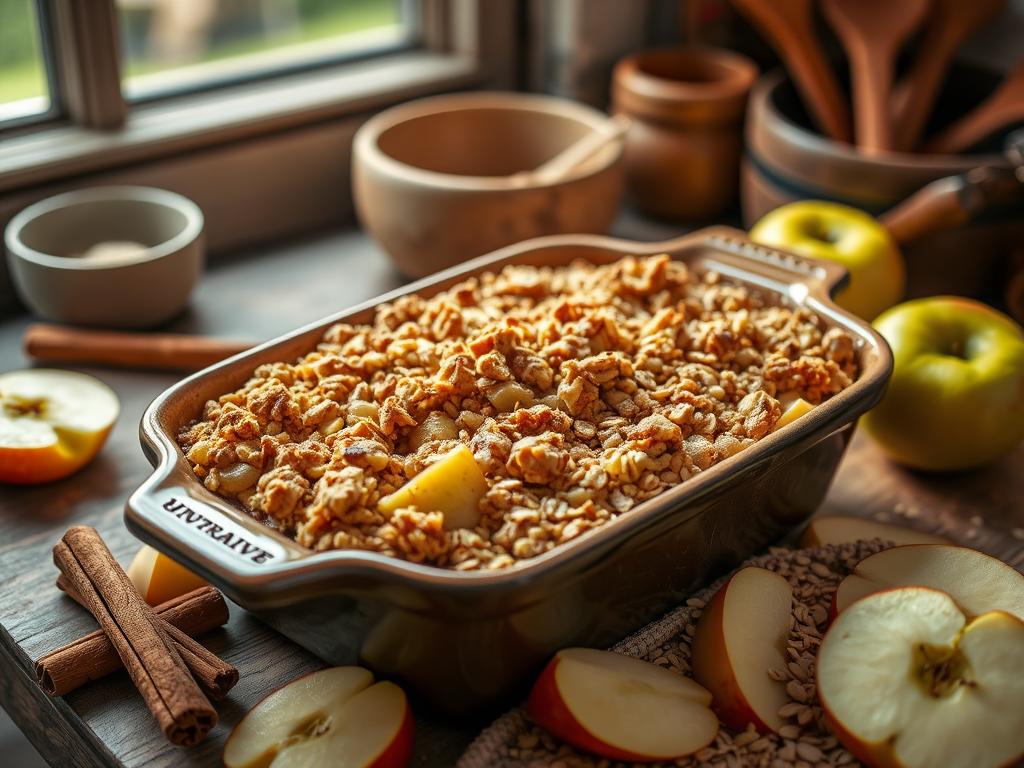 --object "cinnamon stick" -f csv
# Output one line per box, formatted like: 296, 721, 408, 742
37, 582, 235, 699
53, 527, 216, 746
24, 323, 253, 371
